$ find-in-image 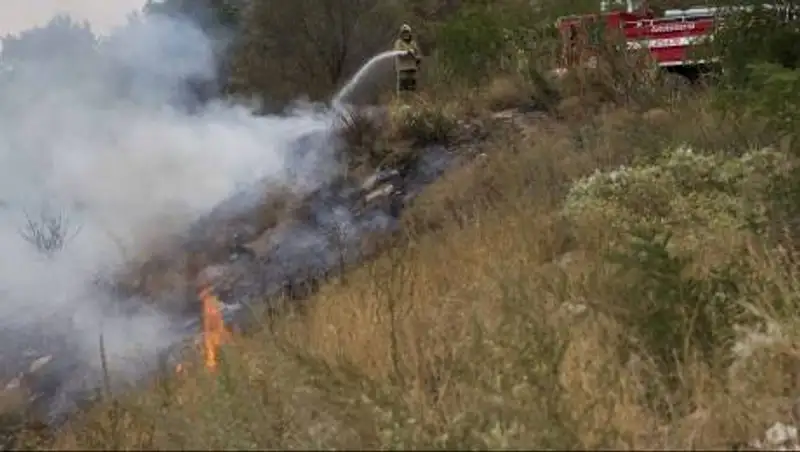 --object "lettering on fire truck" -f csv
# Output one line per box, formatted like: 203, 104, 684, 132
649, 22, 696, 33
